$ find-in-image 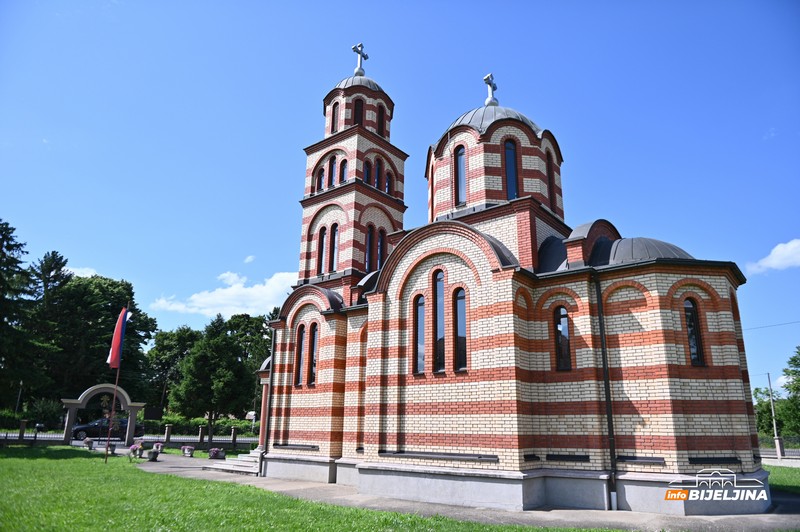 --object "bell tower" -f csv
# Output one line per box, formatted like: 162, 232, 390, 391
297, 44, 409, 305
